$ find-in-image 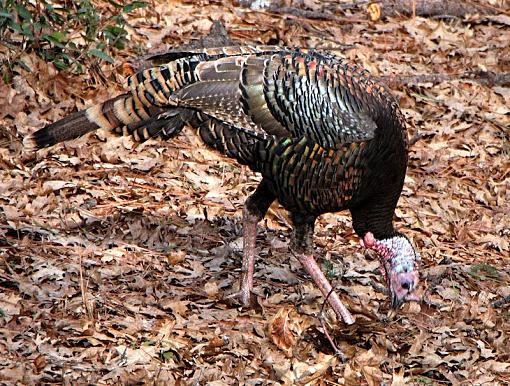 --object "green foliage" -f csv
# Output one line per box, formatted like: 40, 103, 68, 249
160, 350, 175, 362
322, 259, 337, 281
468, 263, 500, 281
413, 377, 434, 384
0, 0, 148, 83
